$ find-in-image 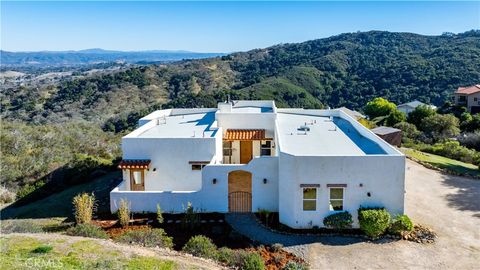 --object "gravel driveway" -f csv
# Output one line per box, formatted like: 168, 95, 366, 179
307, 159, 480, 269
